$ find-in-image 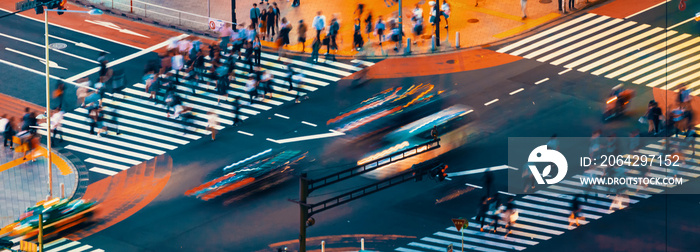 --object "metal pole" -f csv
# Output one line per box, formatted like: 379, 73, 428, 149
361, 238, 365, 250
435, 0, 440, 47
130, 0, 133, 13
460, 229, 464, 252
398, 0, 402, 50
38, 213, 44, 252
45, 10, 53, 199
231, 0, 237, 23
455, 31, 460, 48
299, 173, 309, 252
321, 240, 325, 252
208, 0, 210, 17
